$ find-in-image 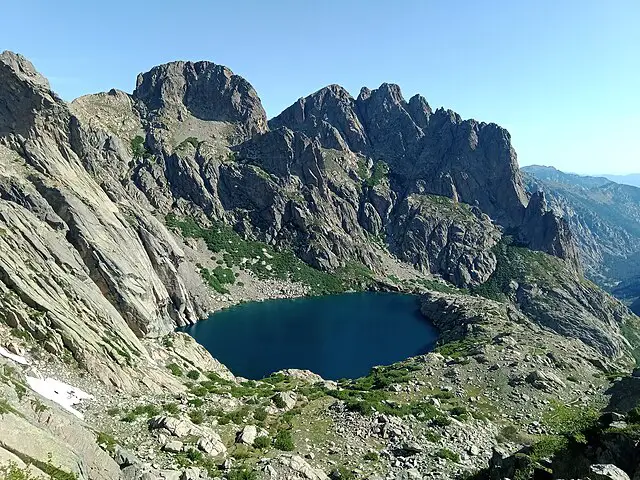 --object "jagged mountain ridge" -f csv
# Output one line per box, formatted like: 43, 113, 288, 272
523, 165, 640, 314
72, 58, 578, 283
